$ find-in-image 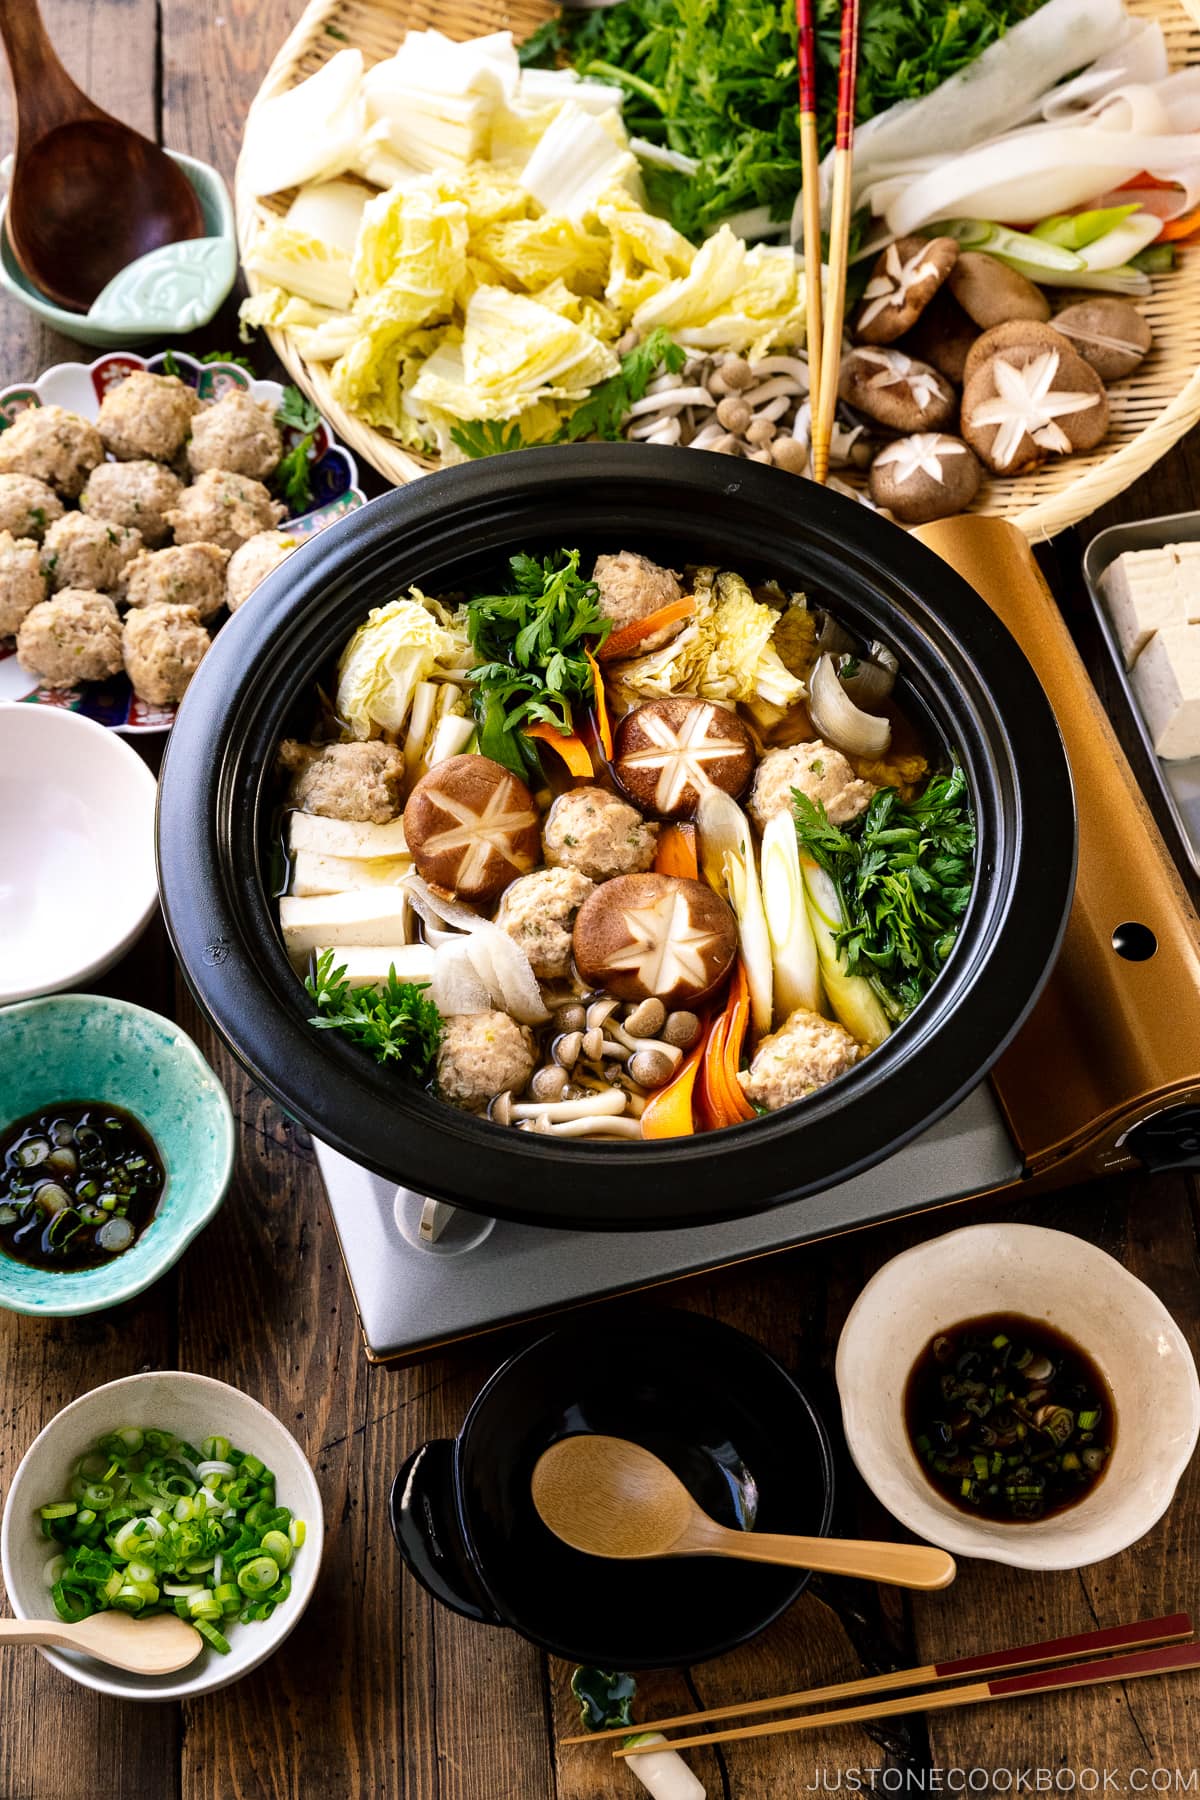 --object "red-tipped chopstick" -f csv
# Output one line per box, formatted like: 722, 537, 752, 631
561, 1614, 1192, 1746
795, 0, 824, 419
810, 0, 860, 485
618, 1637, 1200, 1758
